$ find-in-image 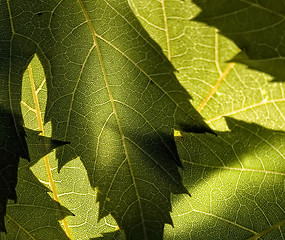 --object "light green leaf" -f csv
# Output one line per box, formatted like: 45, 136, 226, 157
0, 55, 72, 238
129, 0, 285, 239
168, 117, 285, 239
